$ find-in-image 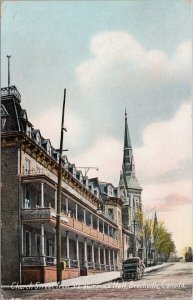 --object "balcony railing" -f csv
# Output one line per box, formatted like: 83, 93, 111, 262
1, 86, 21, 101
21, 207, 68, 223
22, 208, 121, 248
